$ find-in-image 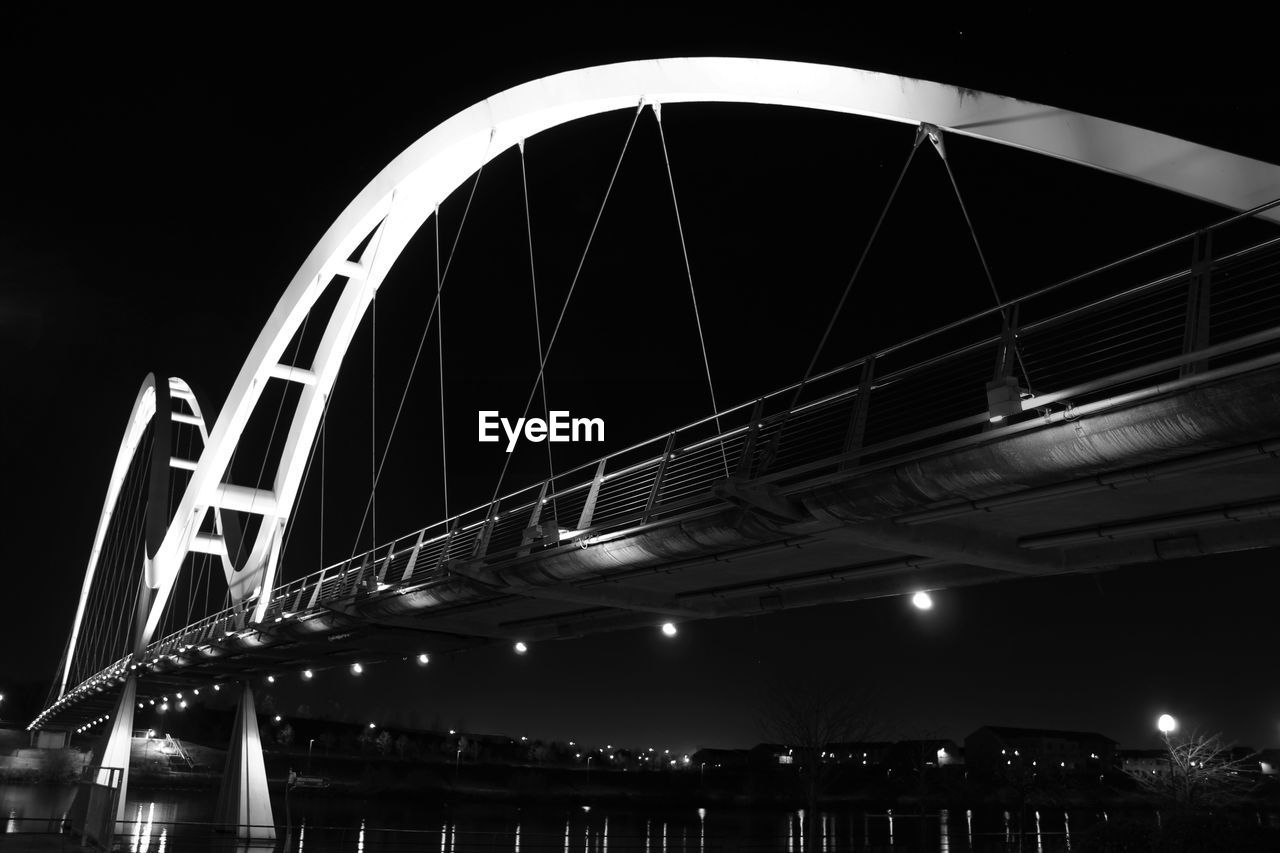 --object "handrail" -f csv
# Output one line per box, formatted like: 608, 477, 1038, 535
47, 217, 1280, 723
